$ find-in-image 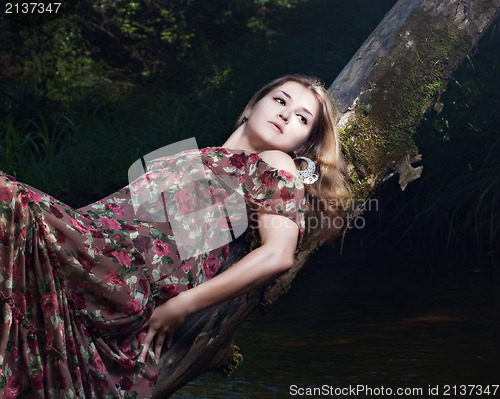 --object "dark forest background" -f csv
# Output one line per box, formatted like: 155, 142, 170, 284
1, 0, 499, 269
